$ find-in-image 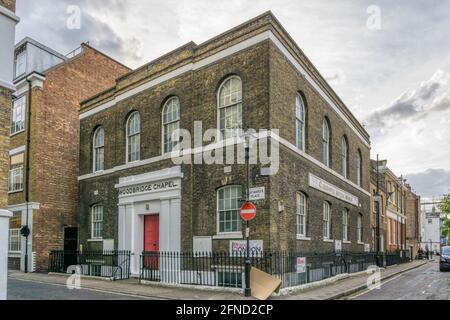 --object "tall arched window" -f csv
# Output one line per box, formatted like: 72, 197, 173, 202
296, 94, 306, 151
217, 186, 243, 234
126, 112, 141, 163
341, 136, 349, 179
342, 209, 349, 242
323, 201, 331, 240
357, 150, 362, 187
162, 97, 180, 153
218, 76, 242, 139
93, 127, 105, 172
357, 214, 363, 243
296, 192, 307, 237
322, 119, 330, 167
91, 205, 104, 240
